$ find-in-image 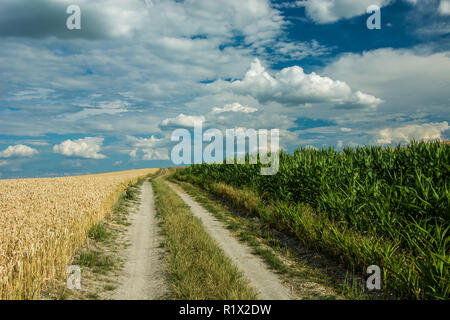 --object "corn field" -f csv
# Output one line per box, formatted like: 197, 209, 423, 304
178, 141, 449, 299
0, 168, 156, 300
